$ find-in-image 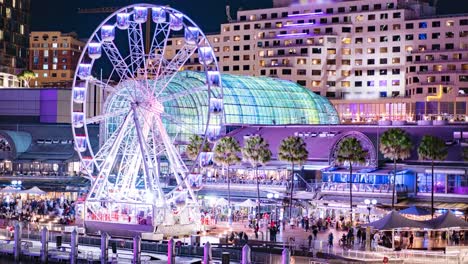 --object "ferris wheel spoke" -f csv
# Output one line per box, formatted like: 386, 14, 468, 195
153, 44, 198, 96
159, 85, 208, 103
128, 22, 146, 76
149, 21, 171, 78
85, 108, 129, 124
101, 39, 135, 82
